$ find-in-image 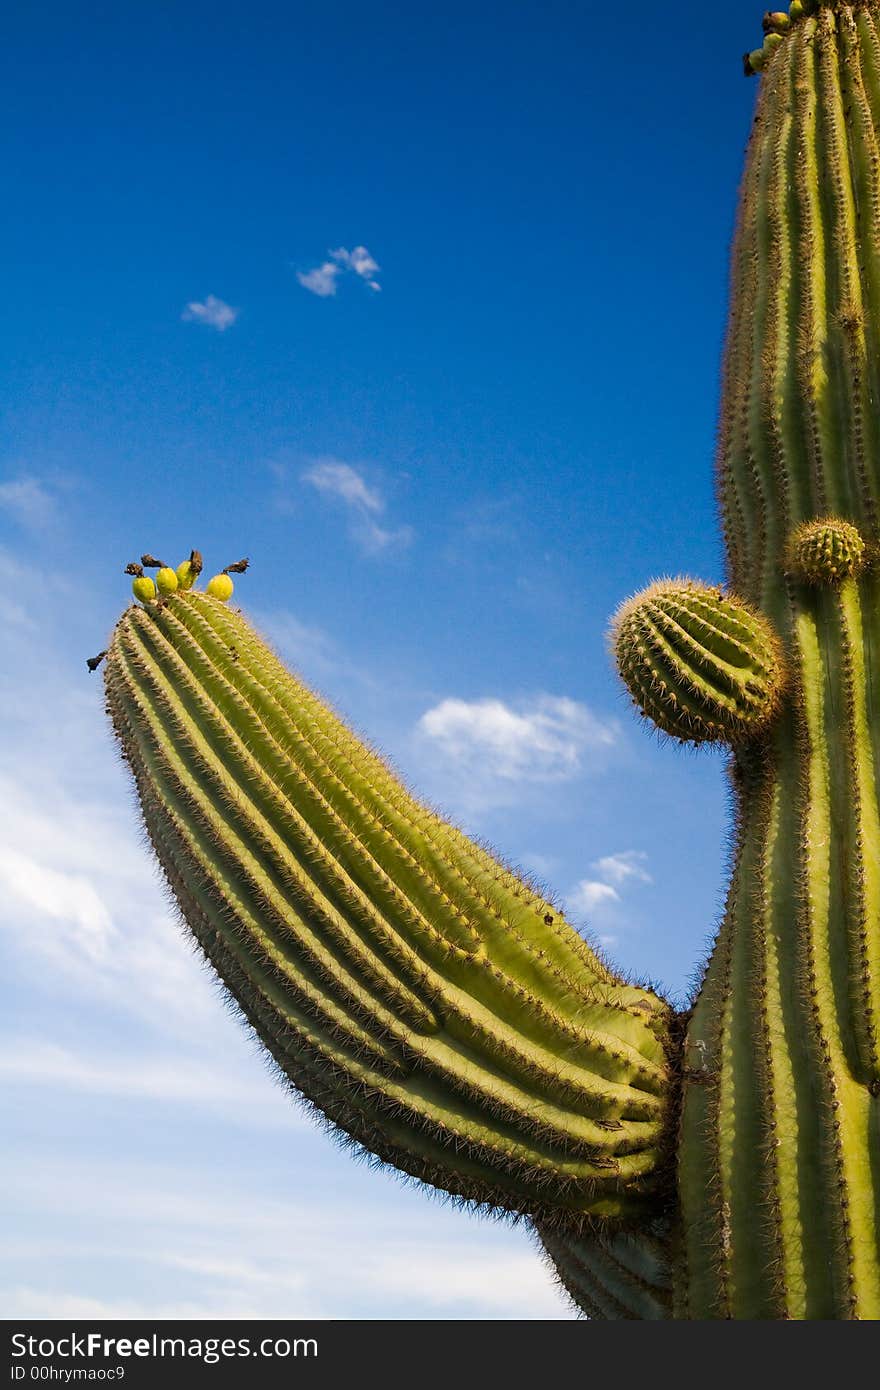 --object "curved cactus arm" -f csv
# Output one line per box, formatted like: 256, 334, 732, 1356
535, 1220, 673, 1320
105, 591, 675, 1226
